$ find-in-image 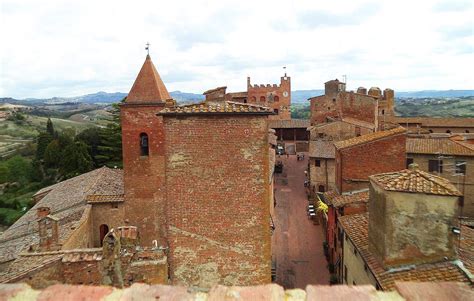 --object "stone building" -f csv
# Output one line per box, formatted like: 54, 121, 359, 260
338, 165, 472, 290
385, 116, 474, 134
203, 74, 292, 120
308, 79, 395, 126
0, 55, 274, 289
406, 137, 474, 218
